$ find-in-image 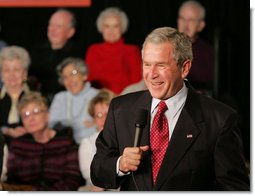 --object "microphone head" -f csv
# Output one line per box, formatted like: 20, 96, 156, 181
134, 109, 148, 128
